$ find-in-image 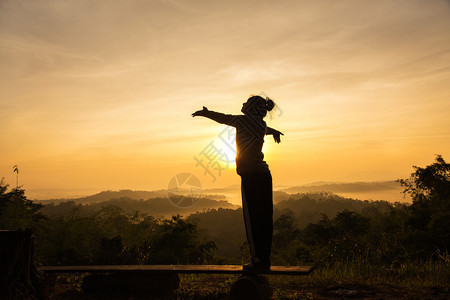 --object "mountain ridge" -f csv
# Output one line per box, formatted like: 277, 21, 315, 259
33, 180, 411, 205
